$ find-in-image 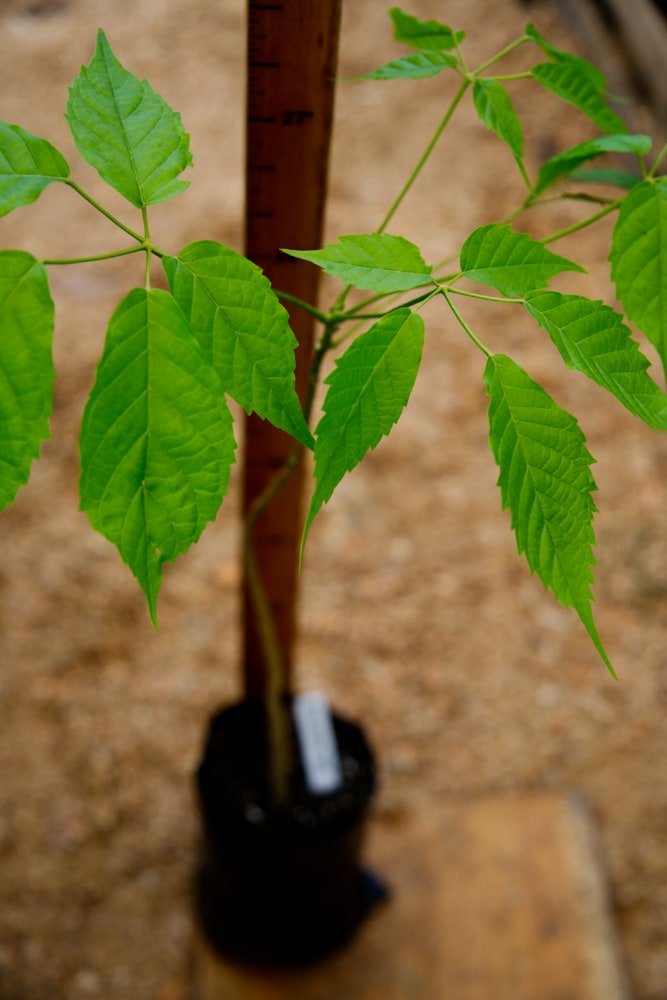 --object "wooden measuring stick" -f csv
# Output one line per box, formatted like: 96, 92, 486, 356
242, 0, 343, 696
